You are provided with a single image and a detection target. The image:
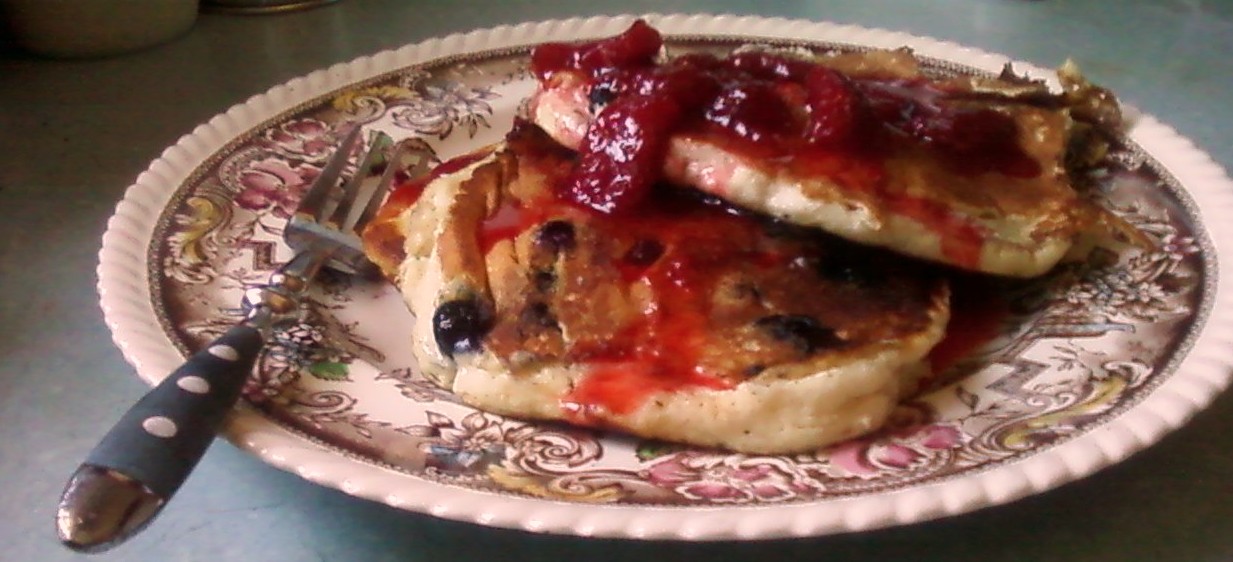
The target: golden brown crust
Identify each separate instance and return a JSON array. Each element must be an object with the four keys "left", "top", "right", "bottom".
[
  {"left": 815, "top": 48, "right": 923, "bottom": 79},
  {"left": 875, "top": 105, "right": 1080, "bottom": 239},
  {"left": 437, "top": 165, "right": 494, "bottom": 297},
  {"left": 361, "top": 219, "right": 407, "bottom": 280}
]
